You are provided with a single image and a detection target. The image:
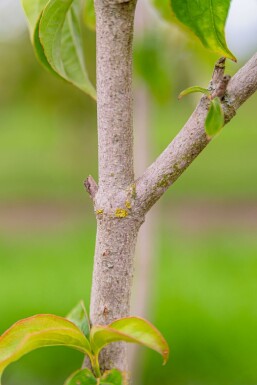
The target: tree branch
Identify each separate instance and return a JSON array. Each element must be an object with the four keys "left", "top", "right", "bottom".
[{"left": 135, "top": 53, "right": 257, "bottom": 213}]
